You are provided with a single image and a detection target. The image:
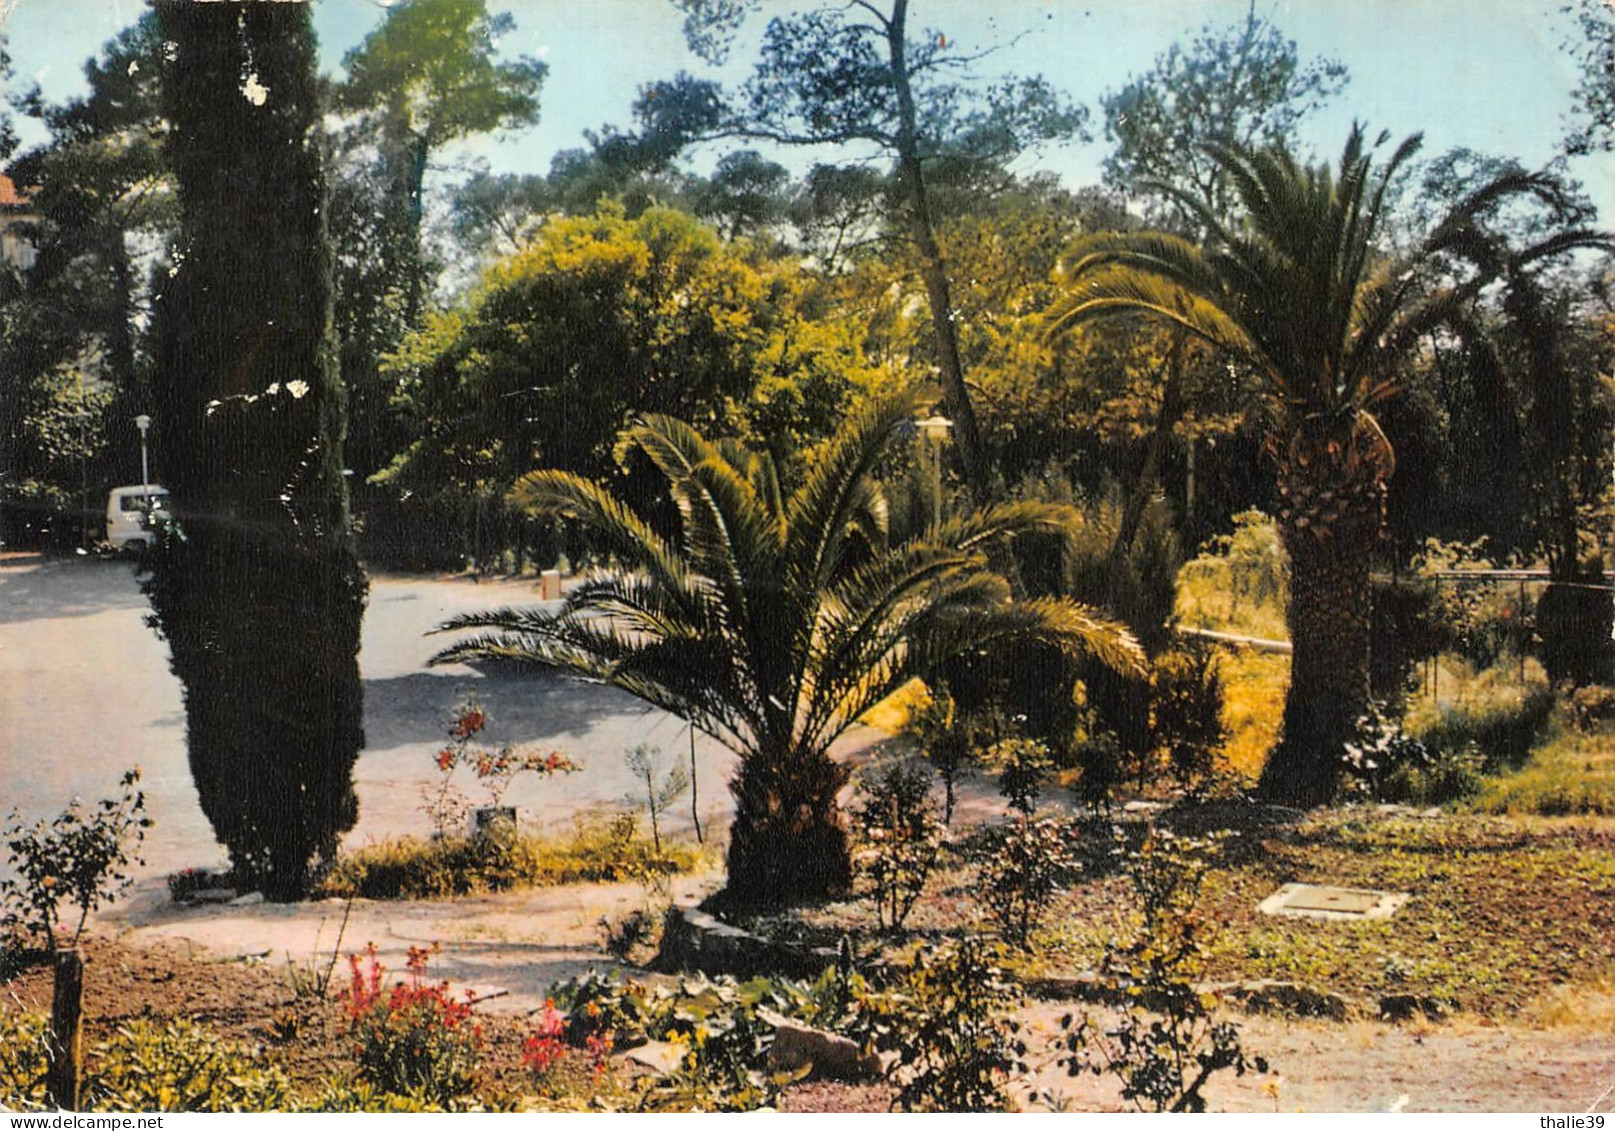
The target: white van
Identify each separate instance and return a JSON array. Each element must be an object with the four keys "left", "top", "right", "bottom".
[{"left": 106, "top": 485, "right": 170, "bottom": 551}]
